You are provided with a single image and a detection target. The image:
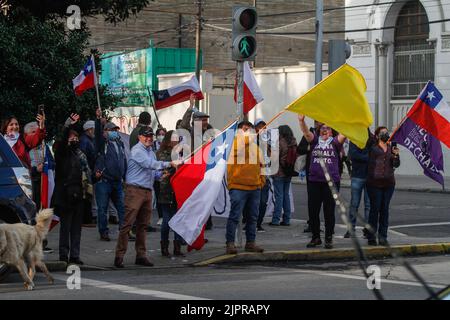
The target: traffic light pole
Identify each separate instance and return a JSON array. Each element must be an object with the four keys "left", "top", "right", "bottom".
[
  {"left": 315, "top": 0, "right": 323, "bottom": 84},
  {"left": 195, "top": 0, "right": 202, "bottom": 108},
  {"left": 236, "top": 61, "right": 244, "bottom": 121}
]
